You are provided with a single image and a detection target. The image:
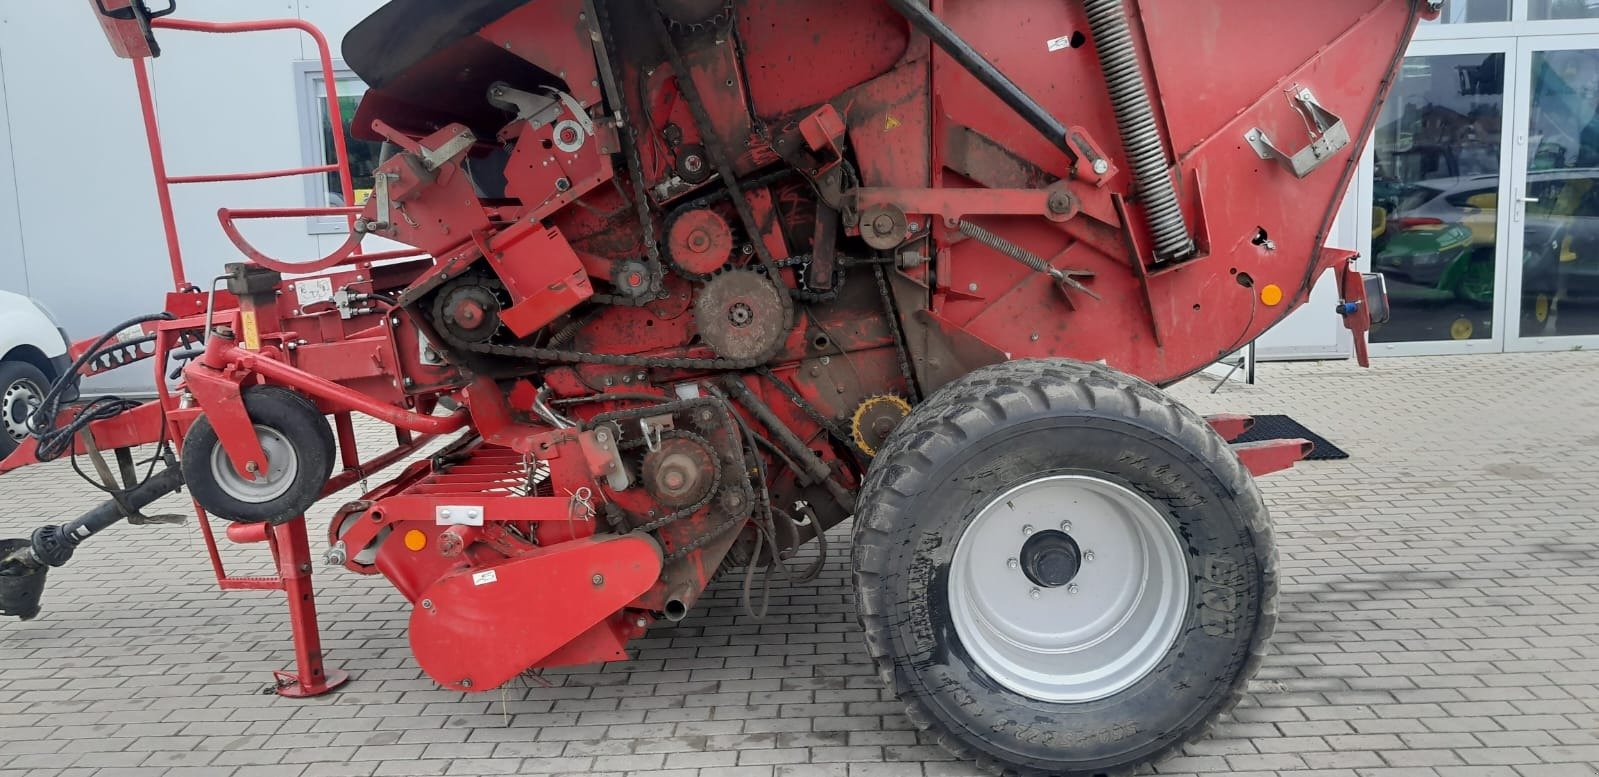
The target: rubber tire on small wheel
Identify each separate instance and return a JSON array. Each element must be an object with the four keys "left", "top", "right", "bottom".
[
  {"left": 0, "top": 361, "right": 50, "bottom": 458},
  {"left": 181, "top": 386, "right": 335, "bottom": 524},
  {"left": 853, "top": 359, "right": 1277, "bottom": 777}
]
